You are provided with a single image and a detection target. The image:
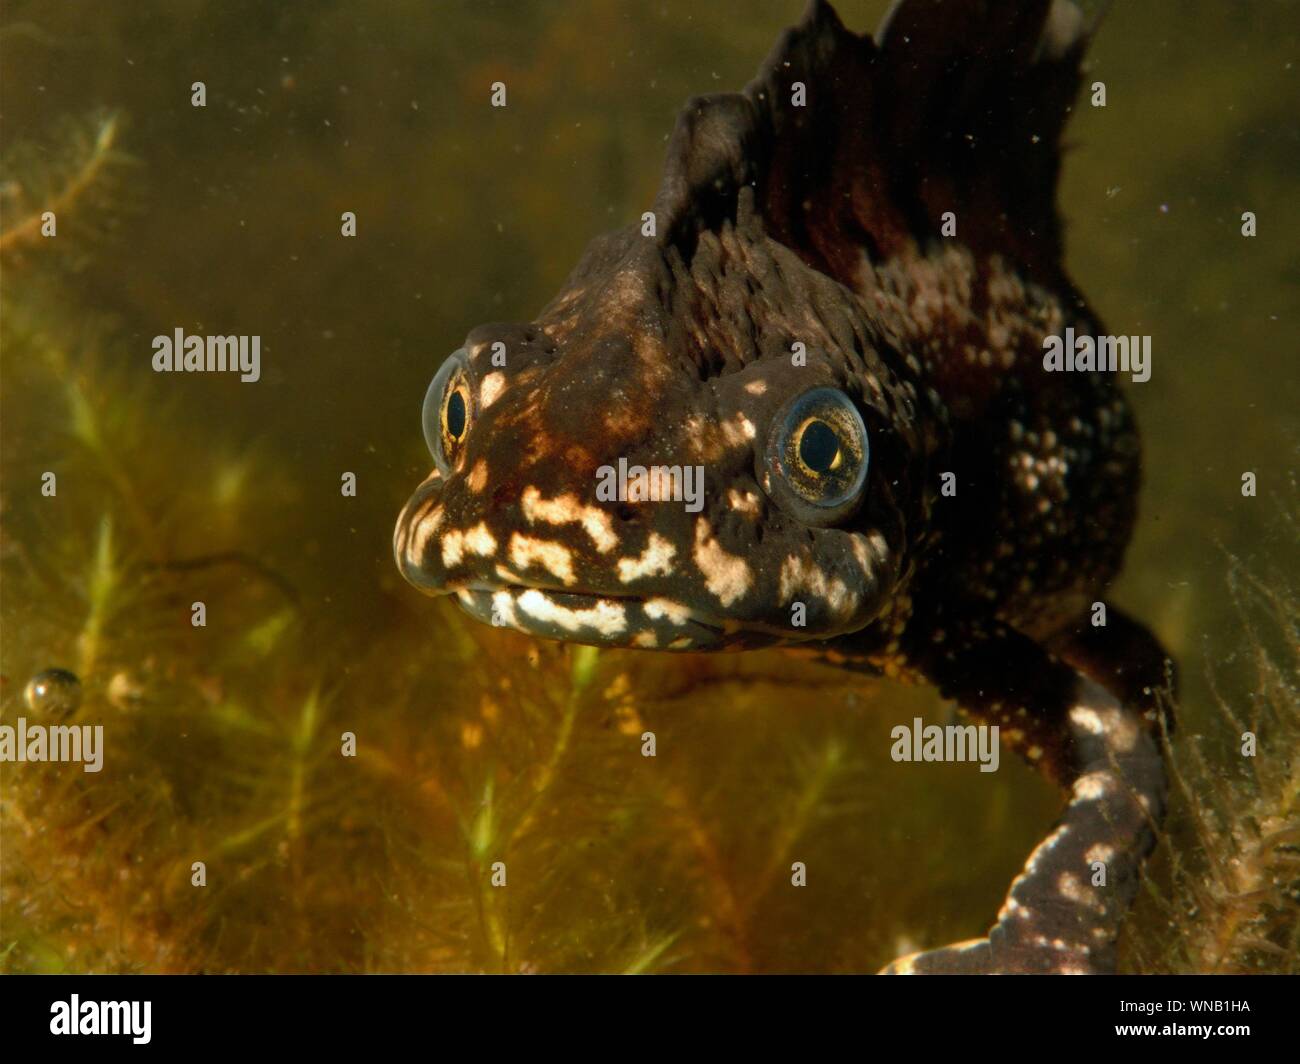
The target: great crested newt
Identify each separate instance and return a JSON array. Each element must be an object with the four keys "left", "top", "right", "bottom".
[{"left": 394, "top": 0, "right": 1174, "bottom": 974}]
